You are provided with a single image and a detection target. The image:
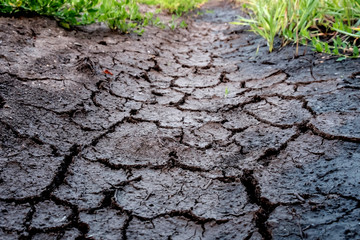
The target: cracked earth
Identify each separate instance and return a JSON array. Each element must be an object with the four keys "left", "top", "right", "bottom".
[{"left": 1, "top": 0, "right": 360, "bottom": 239}]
